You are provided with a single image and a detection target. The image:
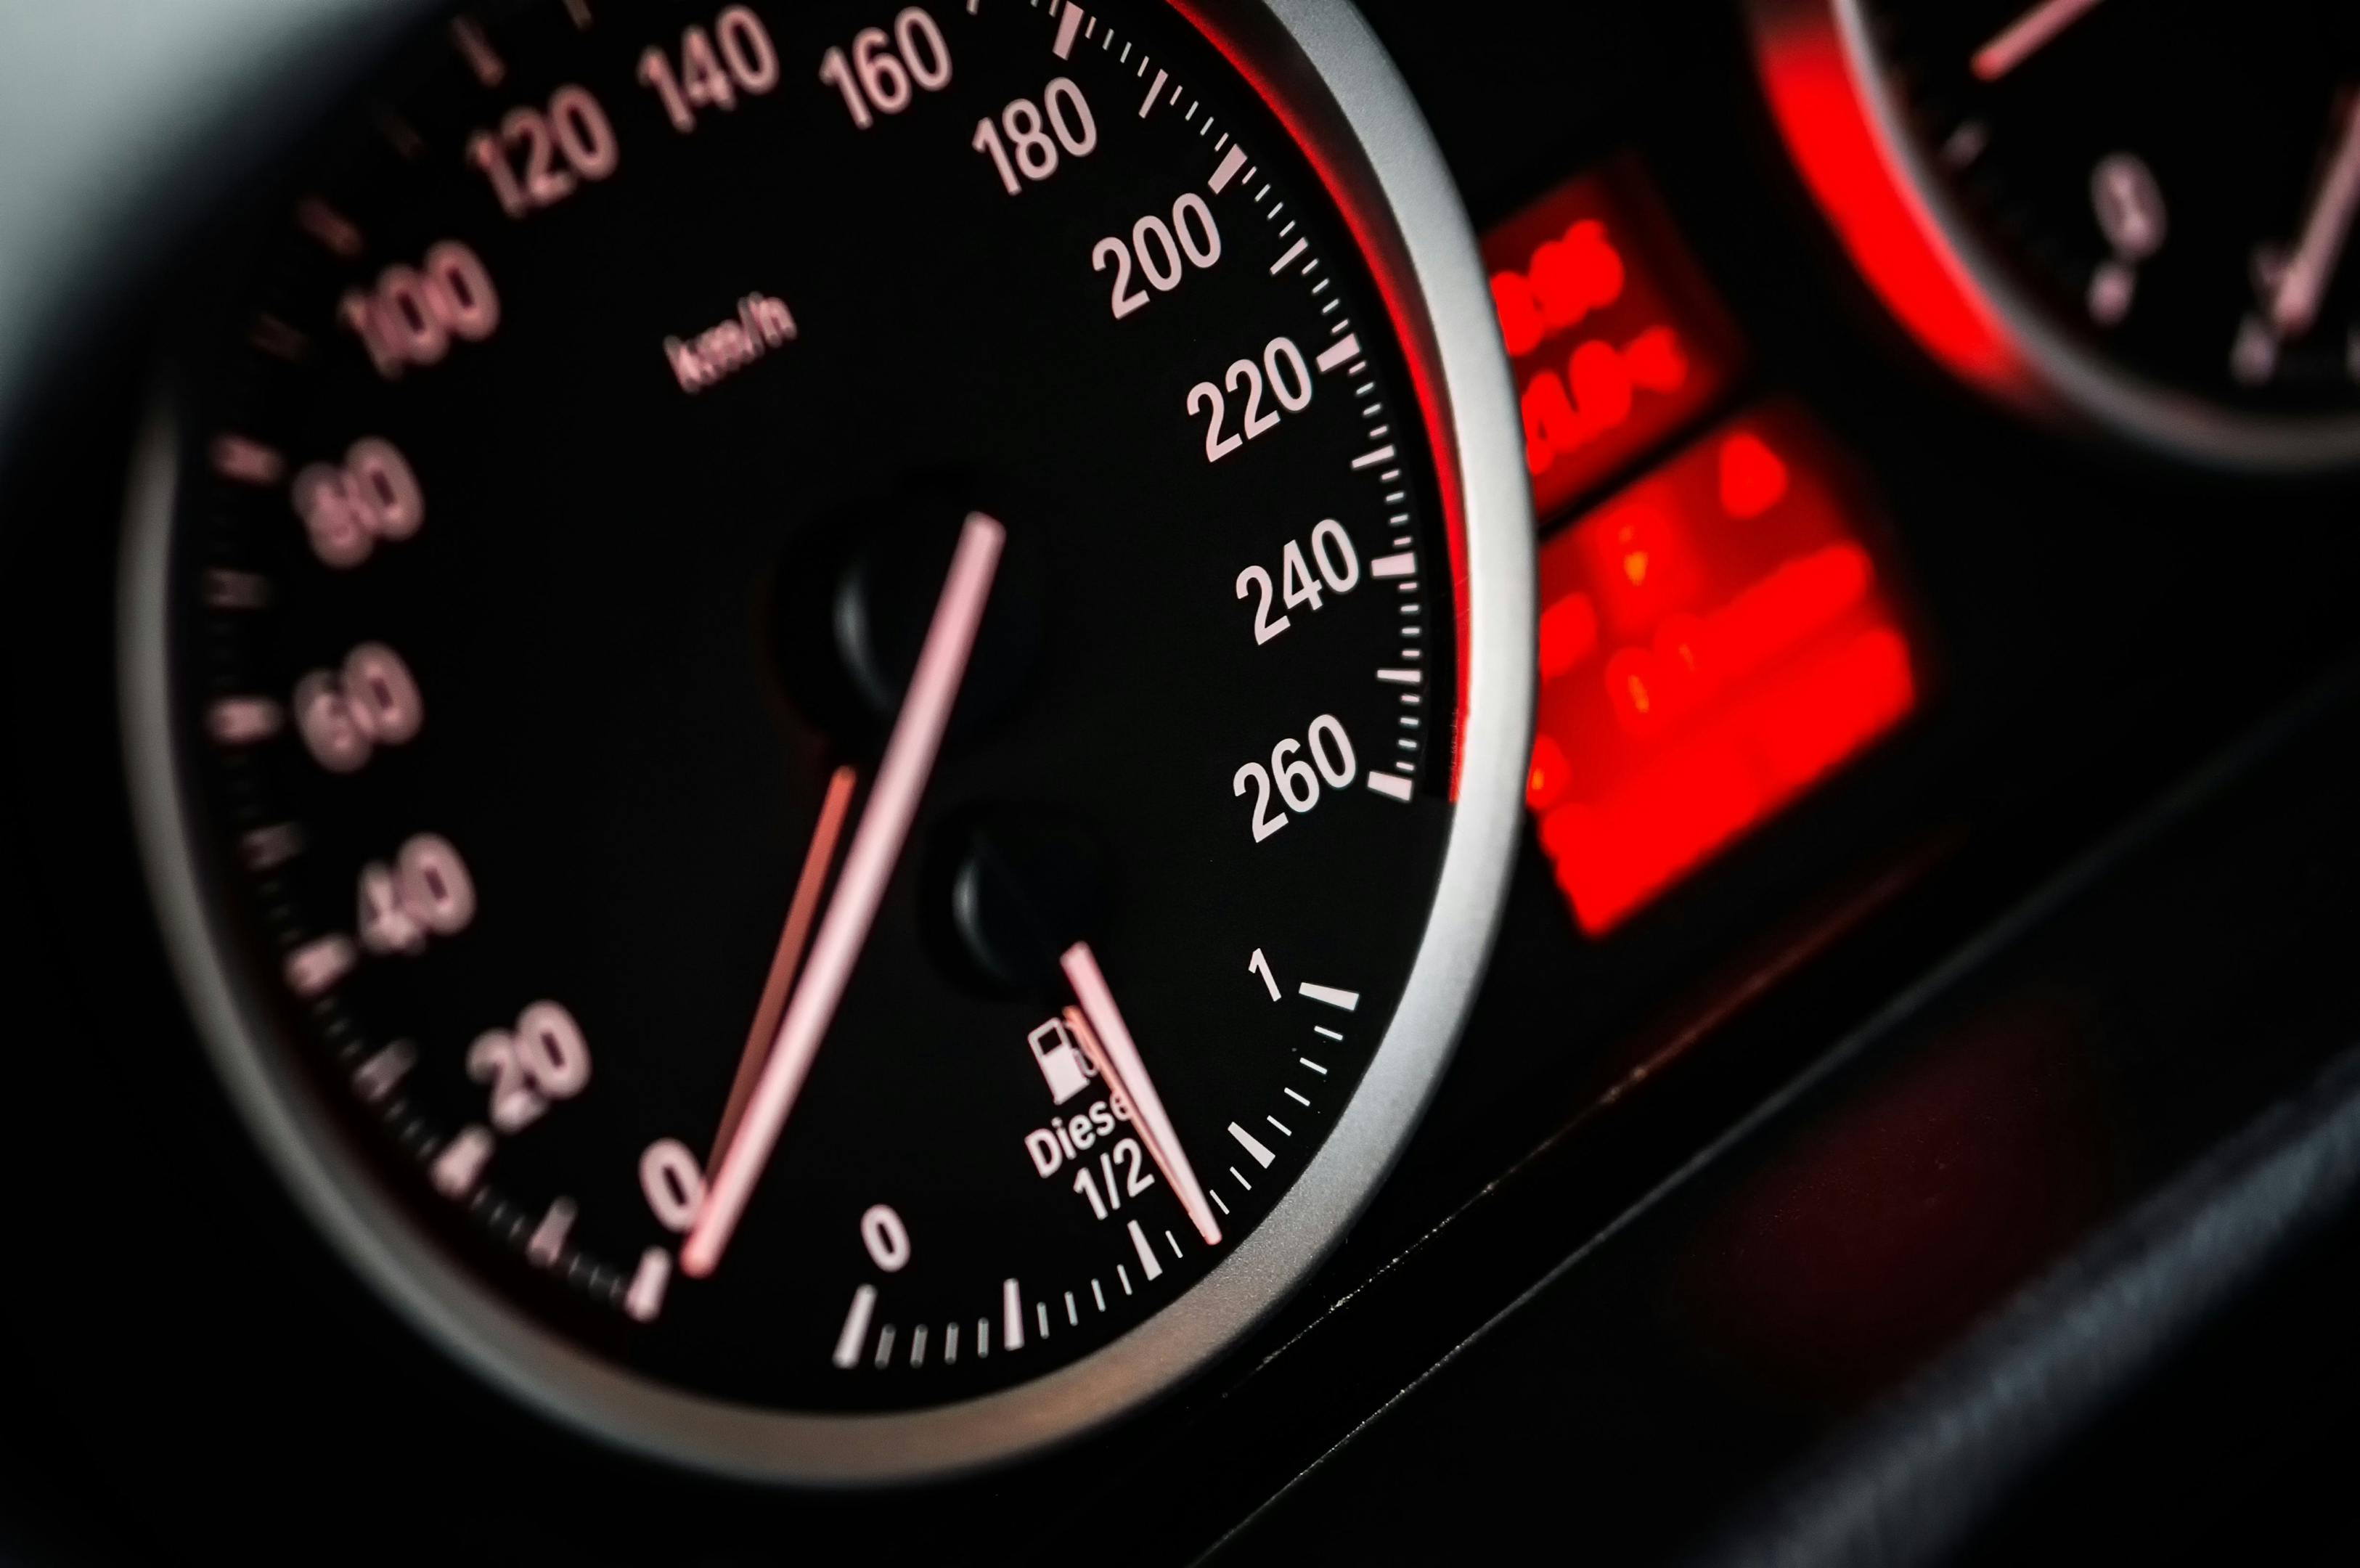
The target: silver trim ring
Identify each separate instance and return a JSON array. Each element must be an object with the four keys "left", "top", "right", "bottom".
[{"left": 121, "top": 0, "right": 1534, "bottom": 1485}]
